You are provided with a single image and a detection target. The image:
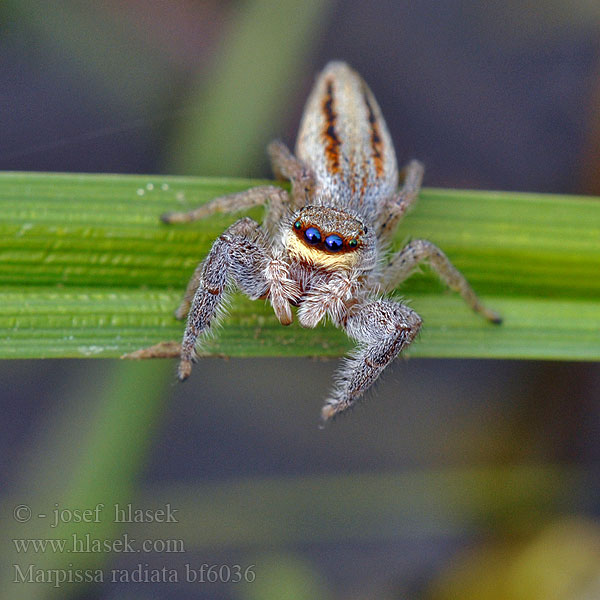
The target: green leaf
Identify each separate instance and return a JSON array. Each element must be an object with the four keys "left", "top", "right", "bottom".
[{"left": 0, "top": 171, "right": 598, "bottom": 360}]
